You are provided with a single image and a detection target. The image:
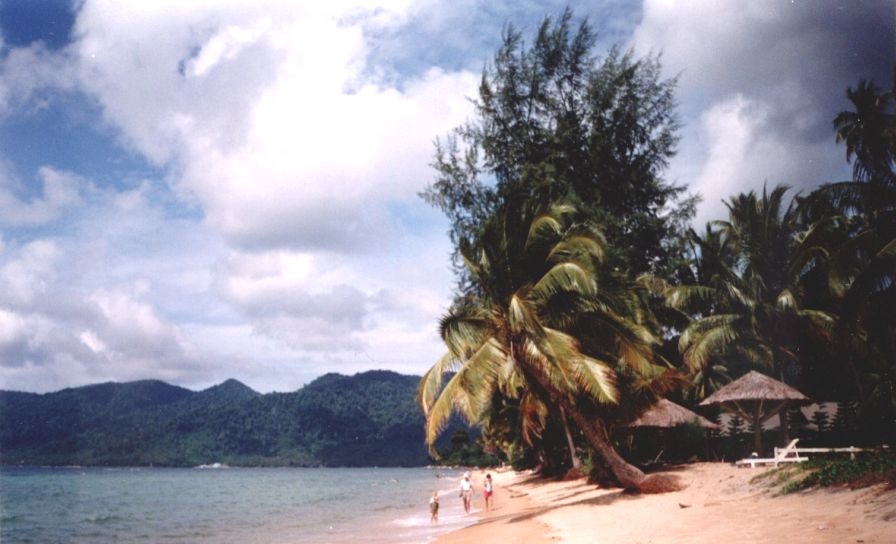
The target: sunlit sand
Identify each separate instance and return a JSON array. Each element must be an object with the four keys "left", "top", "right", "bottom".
[{"left": 435, "top": 464, "right": 896, "bottom": 543}]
